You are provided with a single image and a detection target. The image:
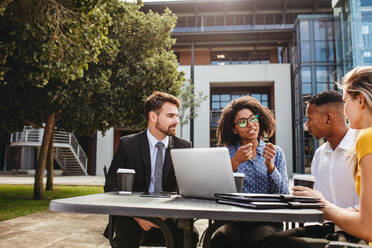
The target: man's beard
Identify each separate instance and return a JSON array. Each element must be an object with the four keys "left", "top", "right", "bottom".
[{"left": 156, "top": 122, "right": 177, "bottom": 136}]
